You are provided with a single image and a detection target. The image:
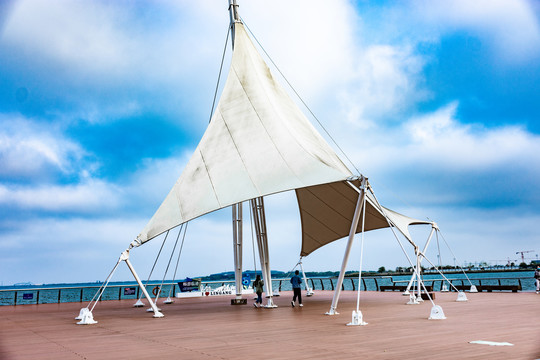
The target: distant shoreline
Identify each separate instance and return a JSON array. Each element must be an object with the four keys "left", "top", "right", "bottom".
[
  {"left": 346, "top": 268, "right": 534, "bottom": 277},
  {"left": 3, "top": 268, "right": 534, "bottom": 288}
]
